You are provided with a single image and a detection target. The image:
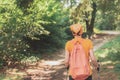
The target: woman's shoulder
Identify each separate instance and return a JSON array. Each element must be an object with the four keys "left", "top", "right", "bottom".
[
  {"left": 84, "top": 38, "right": 93, "bottom": 43},
  {"left": 66, "top": 39, "right": 73, "bottom": 45}
]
